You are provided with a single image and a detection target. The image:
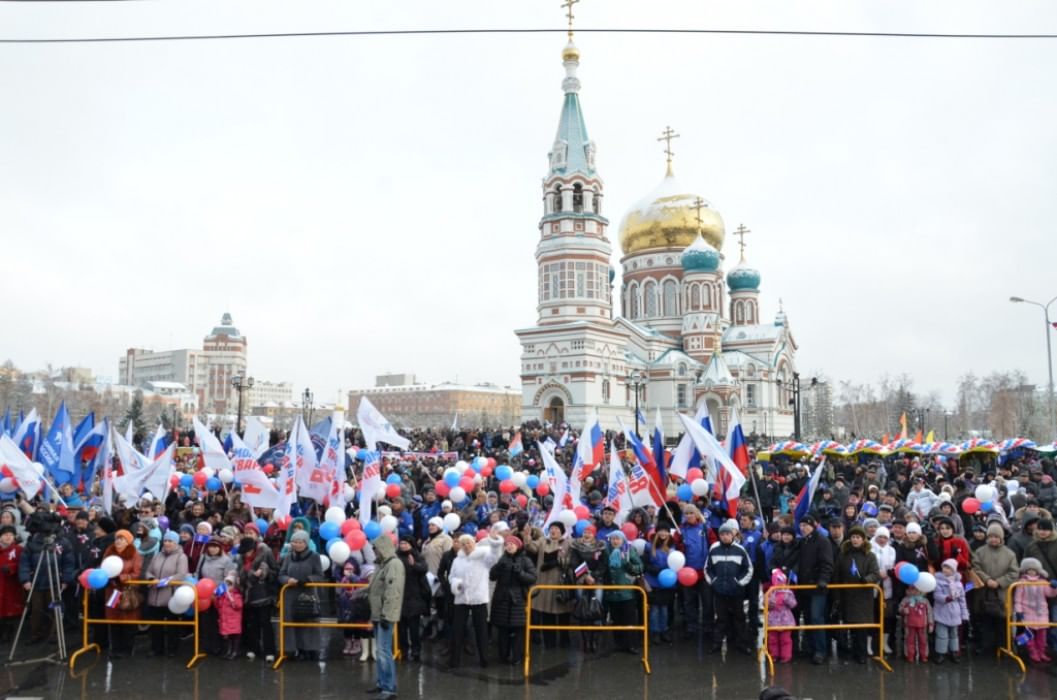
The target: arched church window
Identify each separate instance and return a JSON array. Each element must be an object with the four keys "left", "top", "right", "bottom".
[
  {"left": 553, "top": 186, "right": 562, "bottom": 212},
  {"left": 593, "top": 188, "right": 601, "bottom": 215},
  {"left": 644, "top": 281, "right": 658, "bottom": 318},
  {"left": 747, "top": 303, "right": 755, "bottom": 324},
  {"left": 663, "top": 279, "right": 678, "bottom": 316},
  {"left": 690, "top": 284, "right": 701, "bottom": 310},
  {"left": 629, "top": 282, "right": 640, "bottom": 319},
  {"left": 573, "top": 184, "right": 584, "bottom": 213},
  {"left": 735, "top": 301, "right": 744, "bottom": 324}
]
